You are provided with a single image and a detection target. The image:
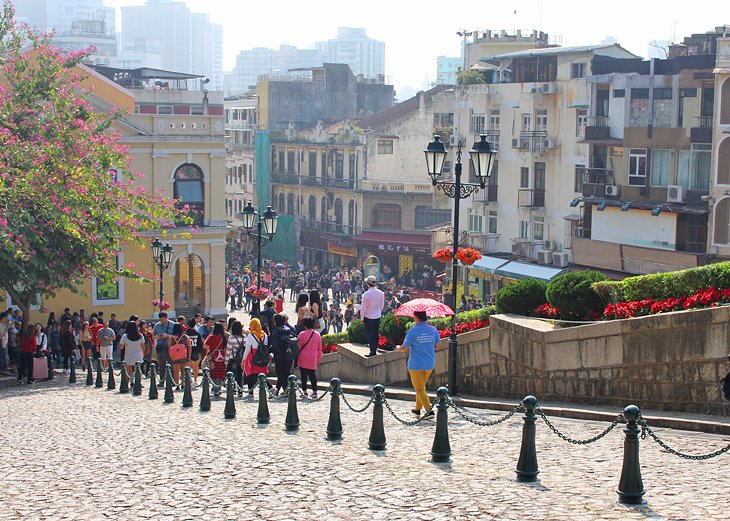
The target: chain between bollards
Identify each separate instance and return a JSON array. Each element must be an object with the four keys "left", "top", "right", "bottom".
[
  {"left": 163, "top": 364, "right": 175, "bottom": 403},
  {"left": 430, "top": 387, "right": 451, "bottom": 462},
  {"left": 199, "top": 367, "right": 211, "bottom": 411},
  {"left": 448, "top": 399, "right": 522, "bottom": 427},
  {"left": 515, "top": 396, "right": 539, "bottom": 481},
  {"left": 537, "top": 406, "right": 621, "bottom": 445},
  {"left": 638, "top": 419, "right": 730, "bottom": 460},
  {"left": 284, "top": 375, "right": 300, "bottom": 431},
  {"left": 326, "top": 378, "right": 343, "bottom": 441},
  {"left": 367, "top": 384, "right": 386, "bottom": 451},
  {"left": 131, "top": 362, "right": 142, "bottom": 396},
  {"left": 617, "top": 405, "right": 645, "bottom": 505},
  {"left": 256, "top": 373, "right": 270, "bottom": 424},
  {"left": 339, "top": 390, "right": 374, "bottom": 413},
  {"left": 182, "top": 367, "right": 194, "bottom": 408},
  {"left": 68, "top": 356, "right": 77, "bottom": 384},
  {"left": 148, "top": 363, "right": 159, "bottom": 400}
]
